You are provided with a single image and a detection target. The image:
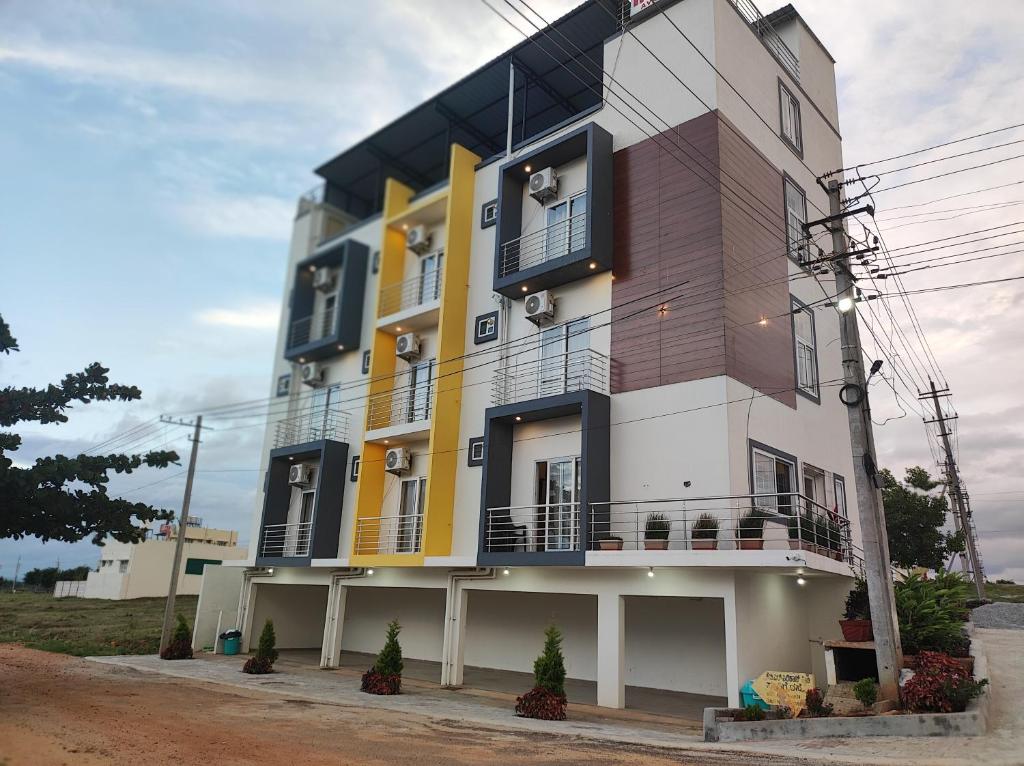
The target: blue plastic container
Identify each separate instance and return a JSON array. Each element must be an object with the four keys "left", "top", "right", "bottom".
[
  {"left": 222, "top": 636, "right": 240, "bottom": 656},
  {"left": 739, "top": 680, "right": 770, "bottom": 710}
]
